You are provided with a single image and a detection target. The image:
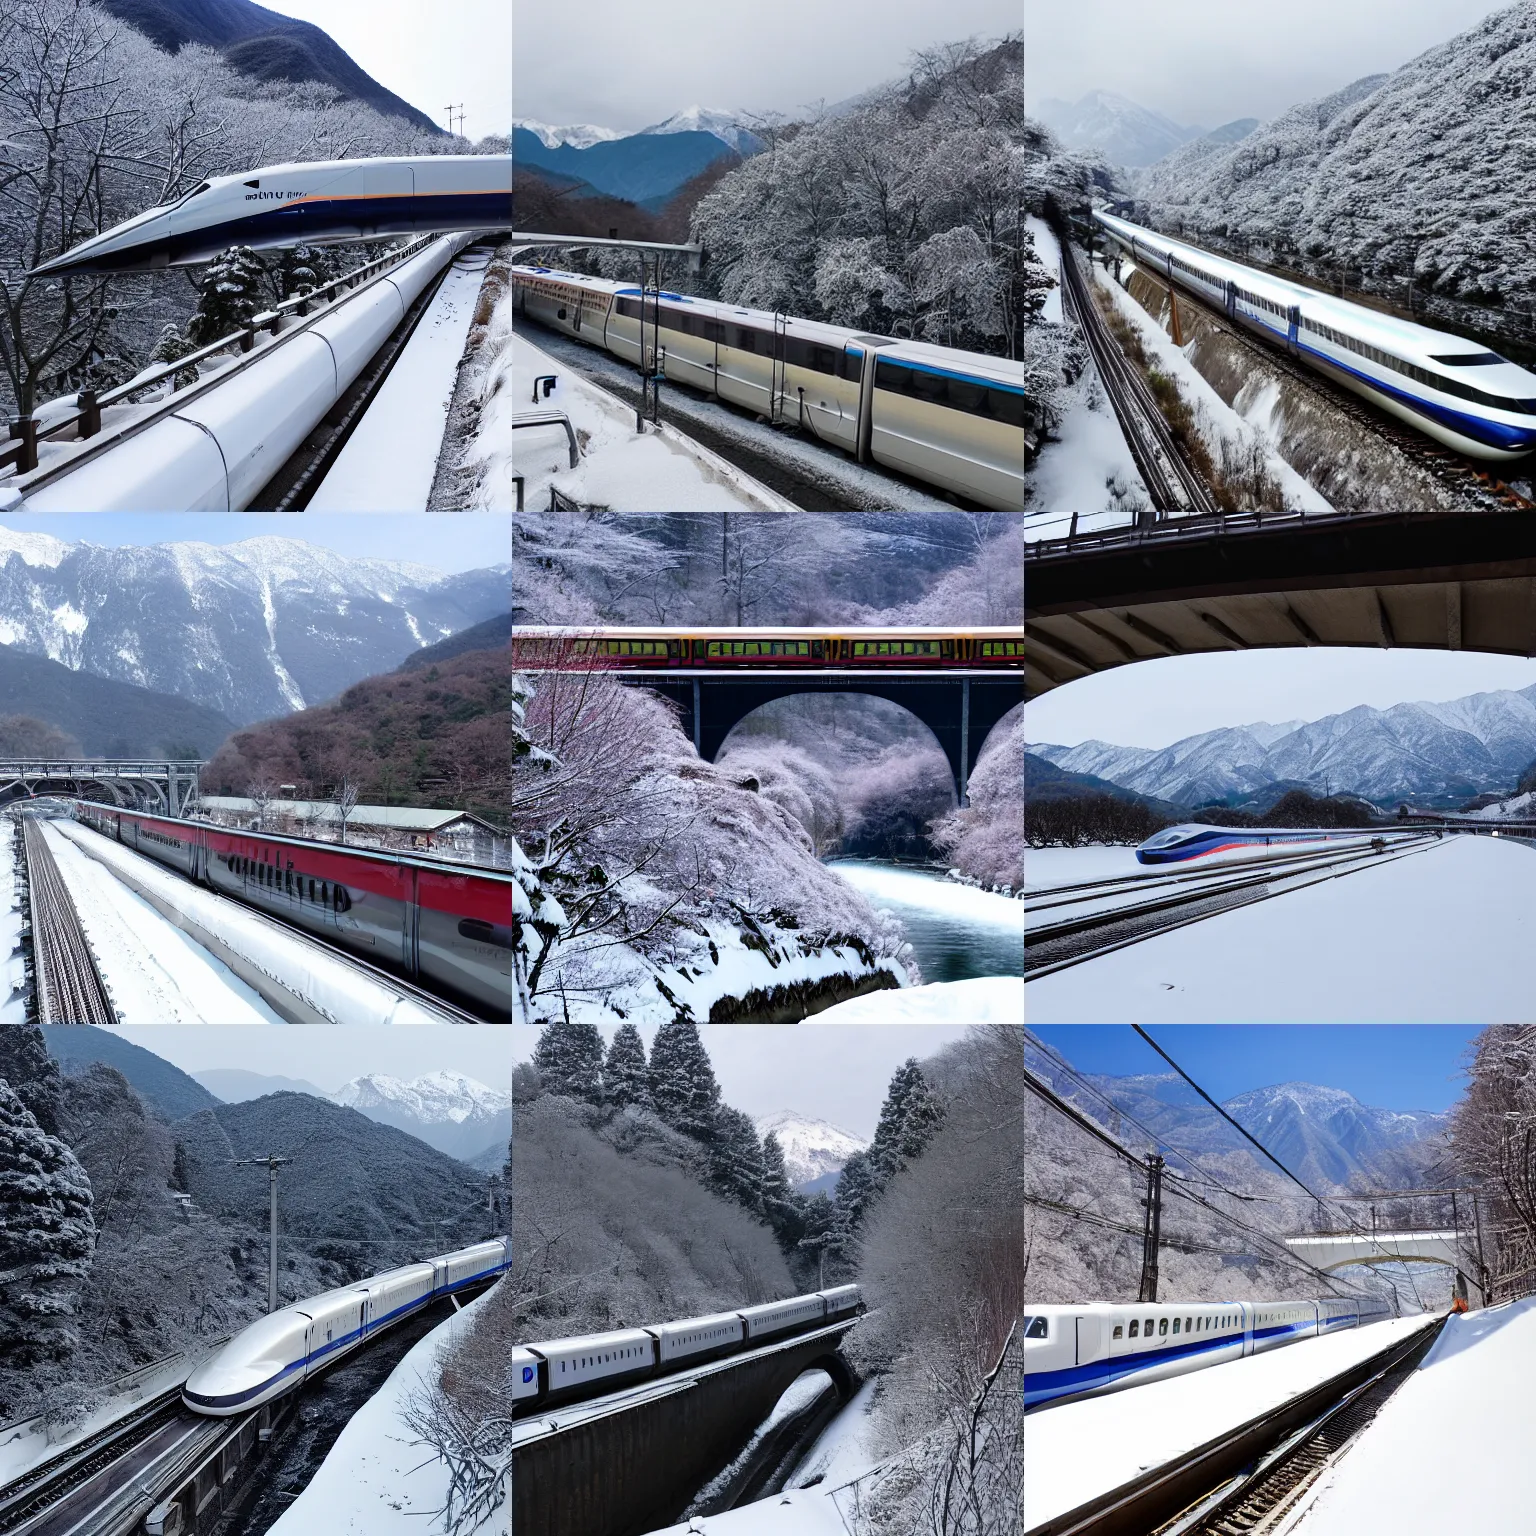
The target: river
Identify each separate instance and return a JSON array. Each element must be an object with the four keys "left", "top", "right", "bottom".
[{"left": 828, "top": 860, "right": 1024, "bottom": 982}]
